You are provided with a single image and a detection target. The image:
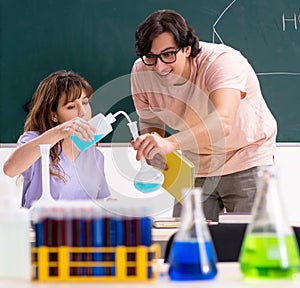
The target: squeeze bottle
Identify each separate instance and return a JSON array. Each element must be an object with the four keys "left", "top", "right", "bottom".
[
  {"left": 70, "top": 113, "right": 116, "bottom": 152},
  {"left": 0, "top": 178, "right": 31, "bottom": 280}
]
